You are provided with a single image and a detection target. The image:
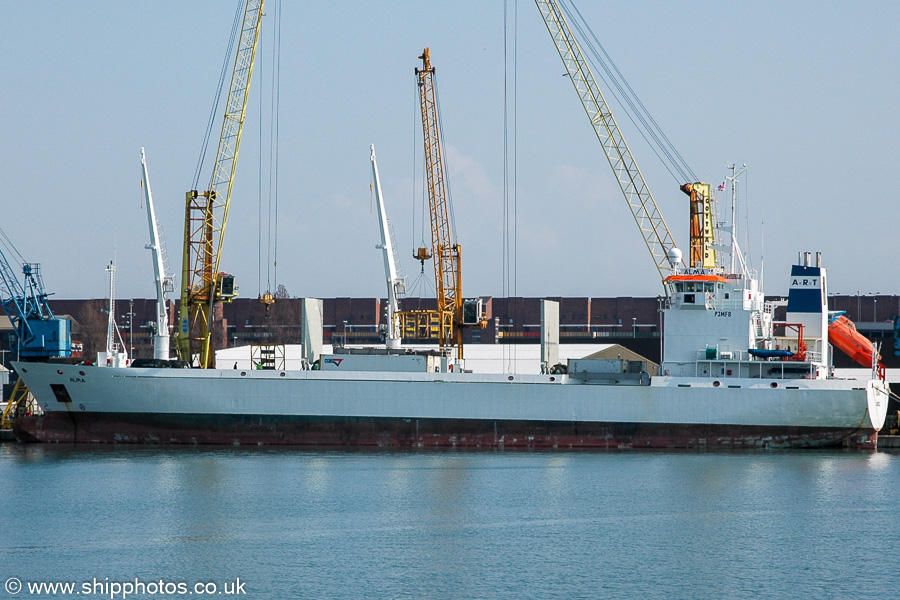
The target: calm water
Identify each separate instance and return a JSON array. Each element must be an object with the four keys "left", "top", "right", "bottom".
[{"left": 2, "top": 444, "right": 899, "bottom": 599}]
